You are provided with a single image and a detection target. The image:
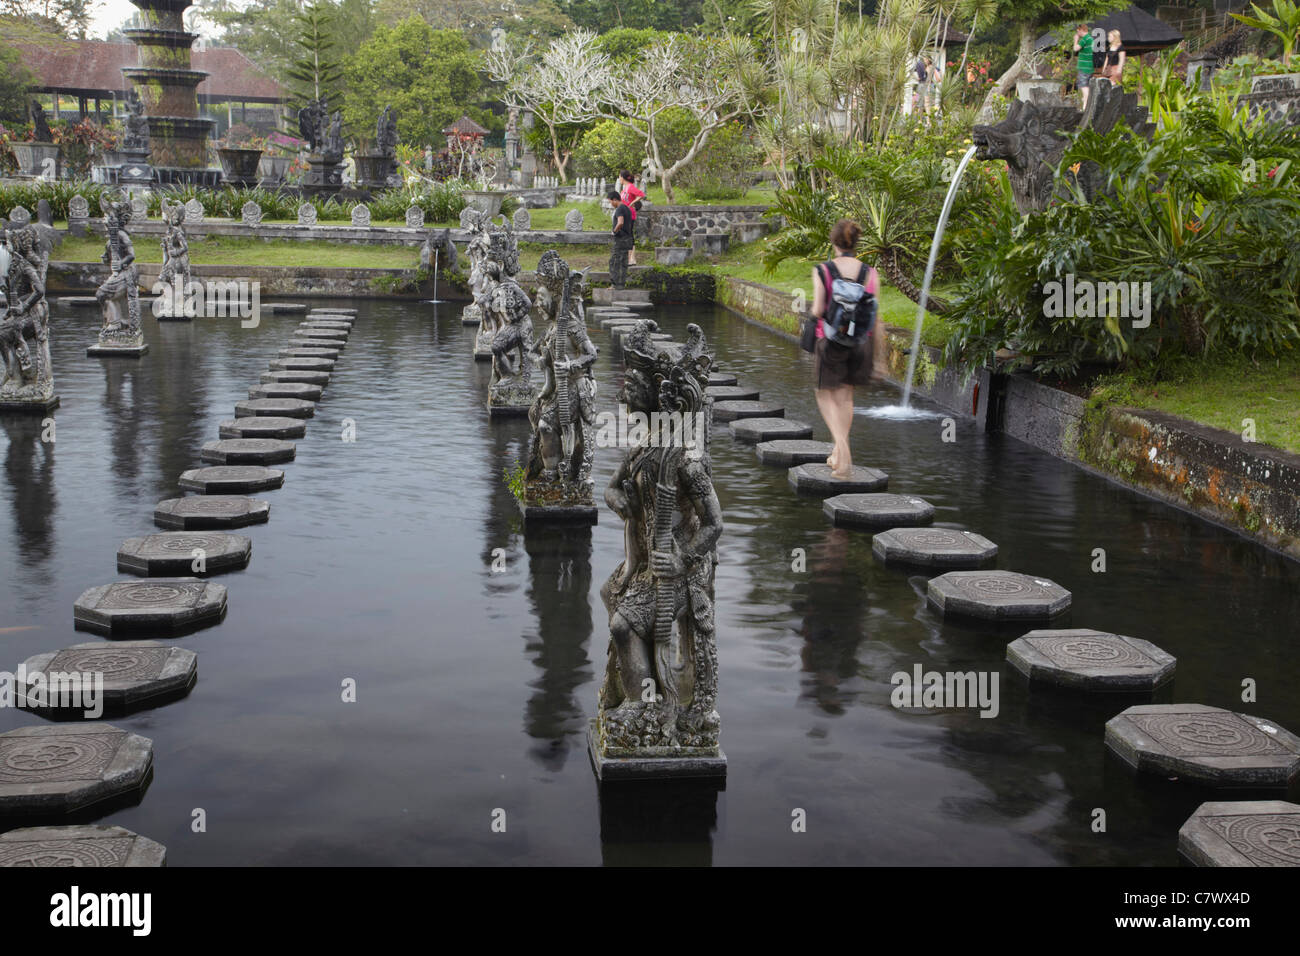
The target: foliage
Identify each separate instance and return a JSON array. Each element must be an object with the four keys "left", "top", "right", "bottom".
[
  {"left": 561, "top": 0, "right": 704, "bottom": 31},
  {"left": 678, "top": 120, "right": 761, "bottom": 200},
  {"left": 503, "top": 461, "right": 527, "bottom": 500},
  {"left": 594, "top": 27, "right": 673, "bottom": 62},
  {"left": 286, "top": 0, "right": 347, "bottom": 109},
  {"left": 0, "top": 41, "right": 34, "bottom": 123},
  {"left": 0, "top": 179, "right": 122, "bottom": 219},
  {"left": 1232, "top": 0, "right": 1300, "bottom": 65},
  {"left": 571, "top": 110, "right": 697, "bottom": 179},
  {"left": 344, "top": 18, "right": 483, "bottom": 150},
  {"left": 942, "top": 100, "right": 1300, "bottom": 378},
  {"left": 49, "top": 118, "right": 117, "bottom": 177},
  {"left": 0, "top": 3, "right": 95, "bottom": 38}
]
